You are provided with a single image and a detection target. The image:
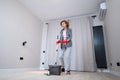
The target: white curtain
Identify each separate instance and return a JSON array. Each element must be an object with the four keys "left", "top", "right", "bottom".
[{"left": 44, "top": 16, "right": 96, "bottom": 71}]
